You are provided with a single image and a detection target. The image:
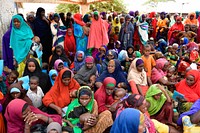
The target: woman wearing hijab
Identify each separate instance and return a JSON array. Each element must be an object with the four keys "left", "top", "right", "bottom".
[
  {"left": 73, "top": 13, "right": 88, "bottom": 54},
  {"left": 155, "top": 39, "right": 167, "bottom": 54},
  {"left": 119, "top": 14, "right": 134, "bottom": 50},
  {"left": 0, "top": 92, "right": 6, "bottom": 133},
  {"left": 101, "top": 50, "right": 117, "bottom": 72},
  {"left": 50, "top": 13, "right": 67, "bottom": 47},
  {"left": 64, "top": 28, "right": 76, "bottom": 61},
  {"left": 96, "top": 59, "right": 129, "bottom": 91},
  {"left": 54, "top": 59, "right": 64, "bottom": 73},
  {"left": 111, "top": 108, "right": 146, "bottom": 133},
  {"left": 168, "top": 16, "right": 184, "bottom": 45},
  {"left": 127, "top": 58, "right": 150, "bottom": 95},
  {"left": 112, "top": 17, "right": 121, "bottom": 33},
  {"left": 176, "top": 70, "right": 200, "bottom": 103},
  {"left": 23, "top": 58, "right": 51, "bottom": 94},
  {"left": 87, "top": 11, "right": 109, "bottom": 49},
  {"left": 184, "top": 12, "right": 198, "bottom": 26},
  {"left": 5, "top": 99, "right": 61, "bottom": 133},
  {"left": 42, "top": 68, "right": 80, "bottom": 115},
  {"left": 10, "top": 14, "right": 34, "bottom": 77},
  {"left": 65, "top": 12, "right": 74, "bottom": 28},
  {"left": 148, "top": 12, "right": 157, "bottom": 39},
  {"left": 72, "top": 51, "right": 86, "bottom": 73},
  {"left": 74, "top": 56, "right": 97, "bottom": 87},
  {"left": 34, "top": 7, "right": 52, "bottom": 63}
]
